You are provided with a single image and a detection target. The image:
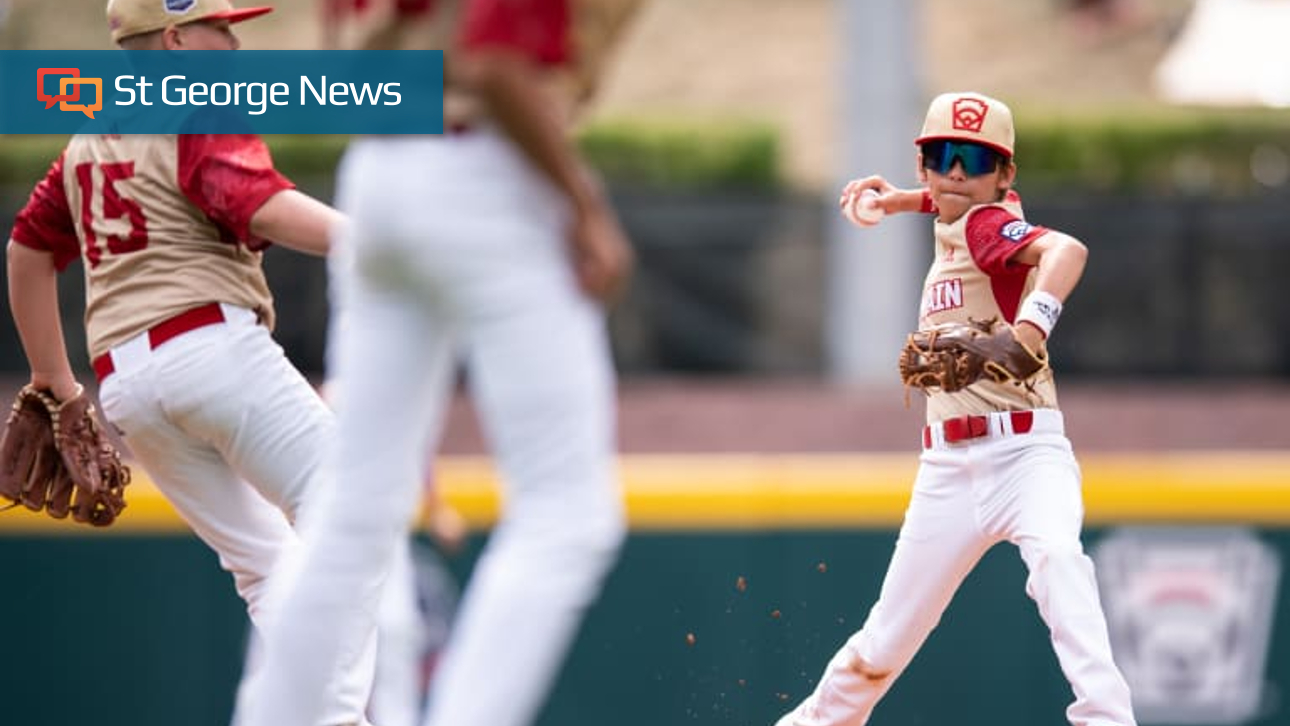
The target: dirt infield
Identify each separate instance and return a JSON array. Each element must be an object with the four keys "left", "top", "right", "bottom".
[
  {"left": 2, "top": 376, "right": 1284, "bottom": 456},
  {"left": 438, "top": 378, "right": 1290, "bottom": 454}
]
